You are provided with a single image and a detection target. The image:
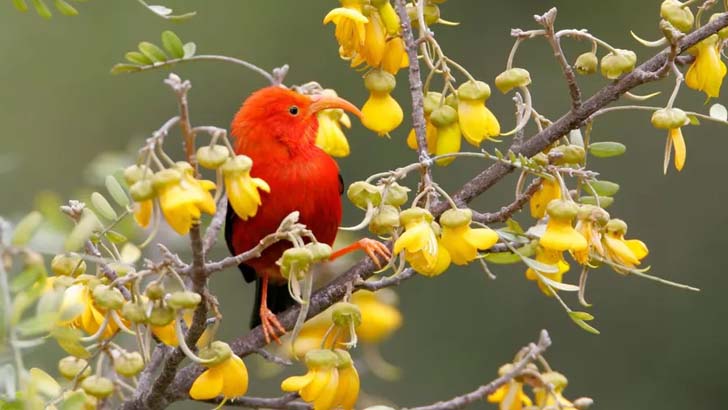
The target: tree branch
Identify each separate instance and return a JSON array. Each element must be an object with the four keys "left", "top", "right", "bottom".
[
  {"left": 535, "top": 8, "right": 582, "bottom": 109},
  {"left": 472, "top": 178, "right": 541, "bottom": 224}
]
